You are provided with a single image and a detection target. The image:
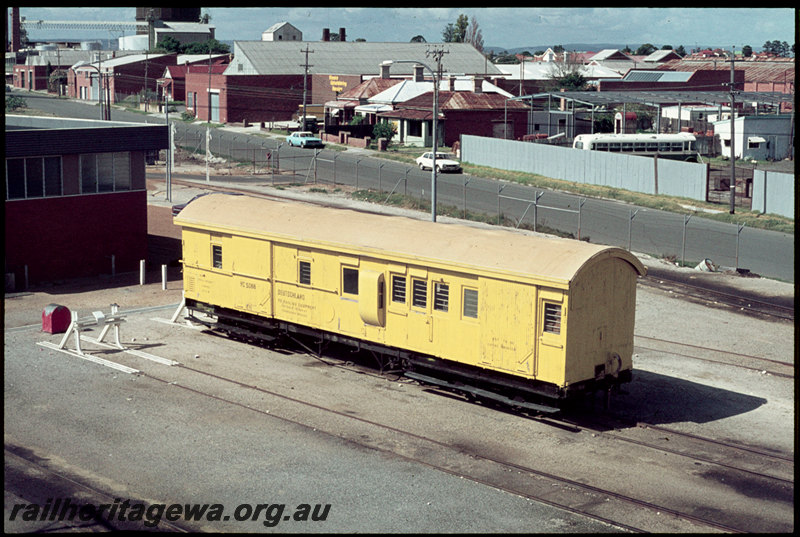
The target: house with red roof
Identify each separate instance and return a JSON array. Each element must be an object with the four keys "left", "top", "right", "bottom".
[{"left": 377, "top": 77, "right": 530, "bottom": 147}]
